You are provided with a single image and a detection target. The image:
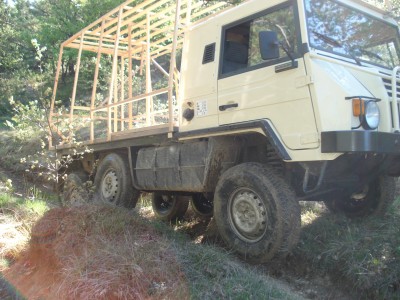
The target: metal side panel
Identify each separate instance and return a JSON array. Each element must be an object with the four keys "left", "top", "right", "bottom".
[
  {"left": 135, "top": 141, "right": 208, "bottom": 191},
  {"left": 134, "top": 137, "right": 239, "bottom": 192}
]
